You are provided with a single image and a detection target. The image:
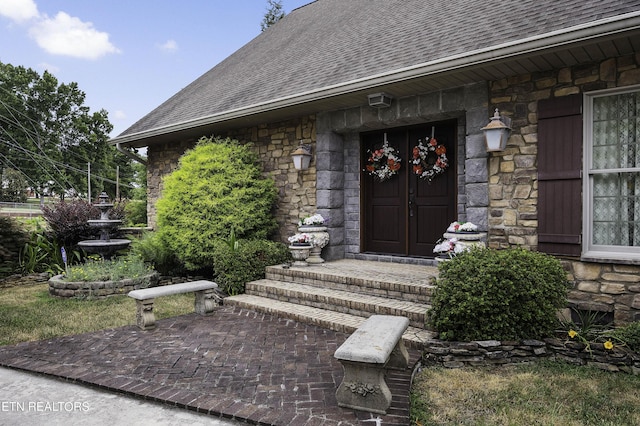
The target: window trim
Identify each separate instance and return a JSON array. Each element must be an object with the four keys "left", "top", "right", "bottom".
[{"left": 582, "top": 84, "right": 640, "bottom": 264}]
